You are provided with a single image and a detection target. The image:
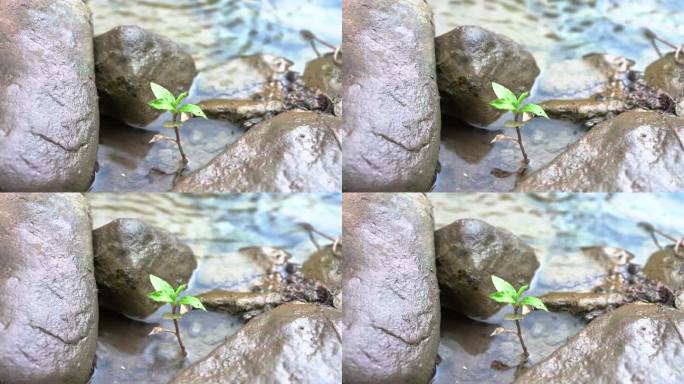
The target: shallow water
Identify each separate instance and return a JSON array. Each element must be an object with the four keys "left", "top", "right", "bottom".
[
  {"left": 85, "top": 0, "right": 342, "bottom": 191},
  {"left": 428, "top": 193, "right": 684, "bottom": 383},
  {"left": 86, "top": 193, "right": 341, "bottom": 383},
  {"left": 428, "top": 0, "right": 684, "bottom": 191}
]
